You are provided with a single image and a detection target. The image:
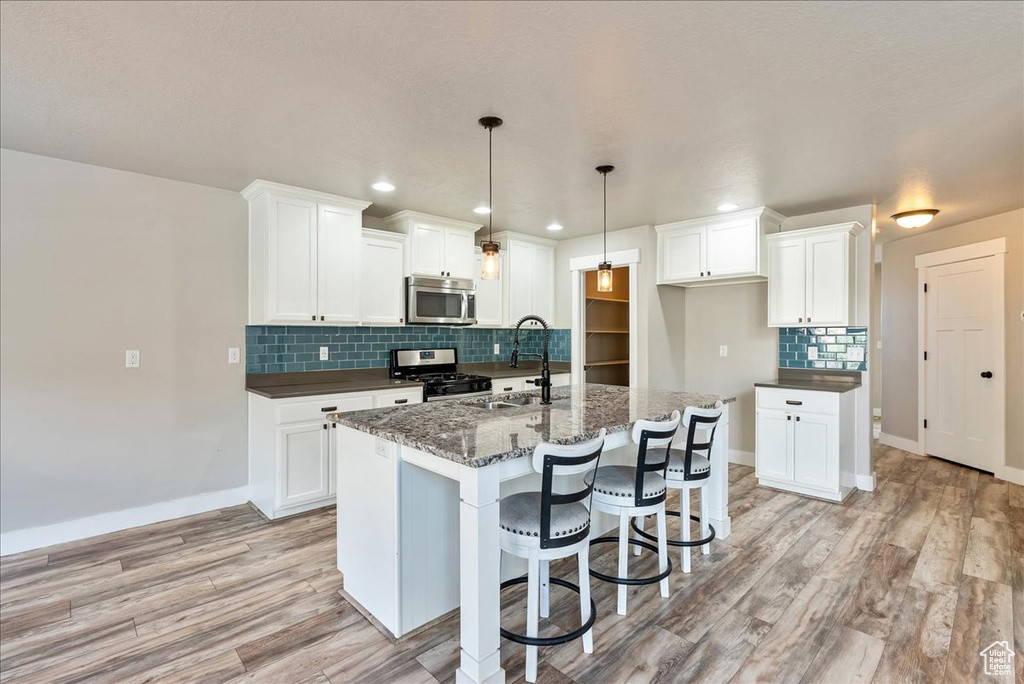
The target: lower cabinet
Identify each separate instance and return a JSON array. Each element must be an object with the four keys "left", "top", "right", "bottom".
[
  {"left": 249, "top": 387, "right": 422, "bottom": 519},
  {"left": 754, "top": 387, "right": 855, "bottom": 502}
]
